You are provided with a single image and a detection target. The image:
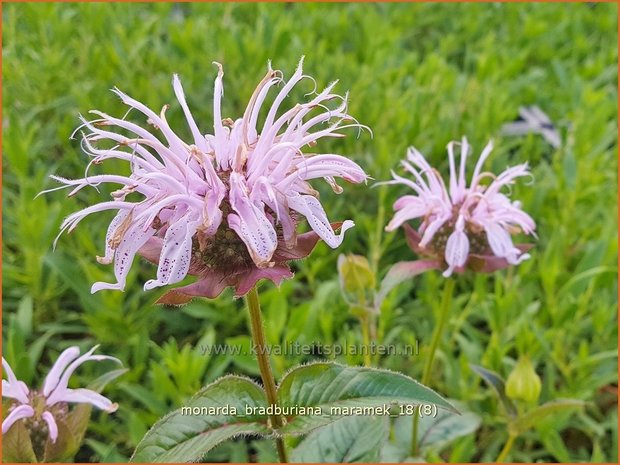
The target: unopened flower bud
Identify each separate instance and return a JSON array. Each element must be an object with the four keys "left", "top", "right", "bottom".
[
  {"left": 506, "top": 356, "right": 541, "bottom": 403},
  {"left": 337, "top": 254, "right": 376, "bottom": 310}
]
